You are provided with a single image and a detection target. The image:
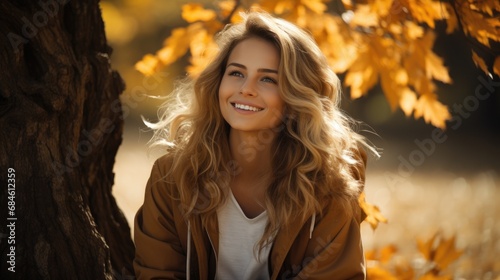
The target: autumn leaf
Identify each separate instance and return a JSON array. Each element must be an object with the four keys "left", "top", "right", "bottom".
[
  {"left": 344, "top": 48, "right": 378, "bottom": 99},
  {"left": 182, "top": 3, "right": 217, "bottom": 23},
  {"left": 399, "top": 87, "right": 417, "bottom": 116},
  {"left": 442, "top": 3, "right": 458, "bottom": 34},
  {"left": 418, "top": 274, "right": 452, "bottom": 280},
  {"left": 494, "top": 56, "right": 500, "bottom": 77},
  {"left": 425, "top": 50, "right": 452, "bottom": 84},
  {"left": 367, "top": 266, "right": 399, "bottom": 280},
  {"left": 404, "top": 21, "right": 425, "bottom": 39},
  {"left": 301, "top": 0, "right": 327, "bottom": 14},
  {"left": 433, "top": 235, "right": 463, "bottom": 270},
  {"left": 134, "top": 0, "right": 499, "bottom": 129},
  {"left": 135, "top": 54, "right": 160, "bottom": 76},
  {"left": 417, "top": 233, "right": 437, "bottom": 261},
  {"left": 358, "top": 192, "right": 387, "bottom": 230},
  {"left": 414, "top": 93, "right": 451, "bottom": 129},
  {"left": 407, "top": 0, "right": 445, "bottom": 28},
  {"left": 157, "top": 26, "right": 191, "bottom": 66},
  {"left": 457, "top": 1, "right": 500, "bottom": 47},
  {"left": 379, "top": 244, "right": 398, "bottom": 264},
  {"left": 471, "top": 50, "right": 489, "bottom": 75},
  {"left": 350, "top": 4, "right": 379, "bottom": 28},
  {"left": 417, "top": 232, "right": 463, "bottom": 272}
]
